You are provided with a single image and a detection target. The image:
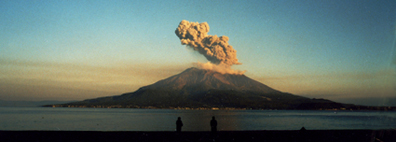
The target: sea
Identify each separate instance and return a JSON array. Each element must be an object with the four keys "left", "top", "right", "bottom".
[{"left": 1, "top": 107, "right": 395, "bottom": 131}]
